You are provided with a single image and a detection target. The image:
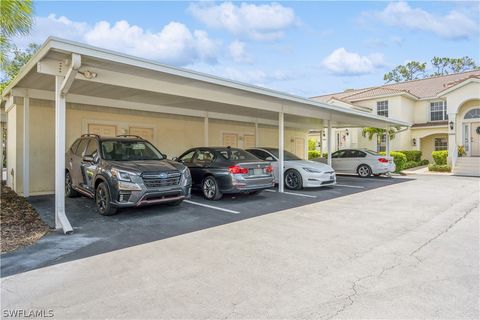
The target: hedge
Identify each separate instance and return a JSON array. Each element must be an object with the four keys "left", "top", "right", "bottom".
[
  {"left": 308, "top": 150, "right": 322, "bottom": 159},
  {"left": 432, "top": 150, "right": 448, "bottom": 165},
  {"left": 396, "top": 150, "right": 422, "bottom": 162},
  {"left": 403, "top": 159, "right": 430, "bottom": 170},
  {"left": 428, "top": 164, "right": 451, "bottom": 172},
  {"left": 379, "top": 151, "right": 407, "bottom": 172}
]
